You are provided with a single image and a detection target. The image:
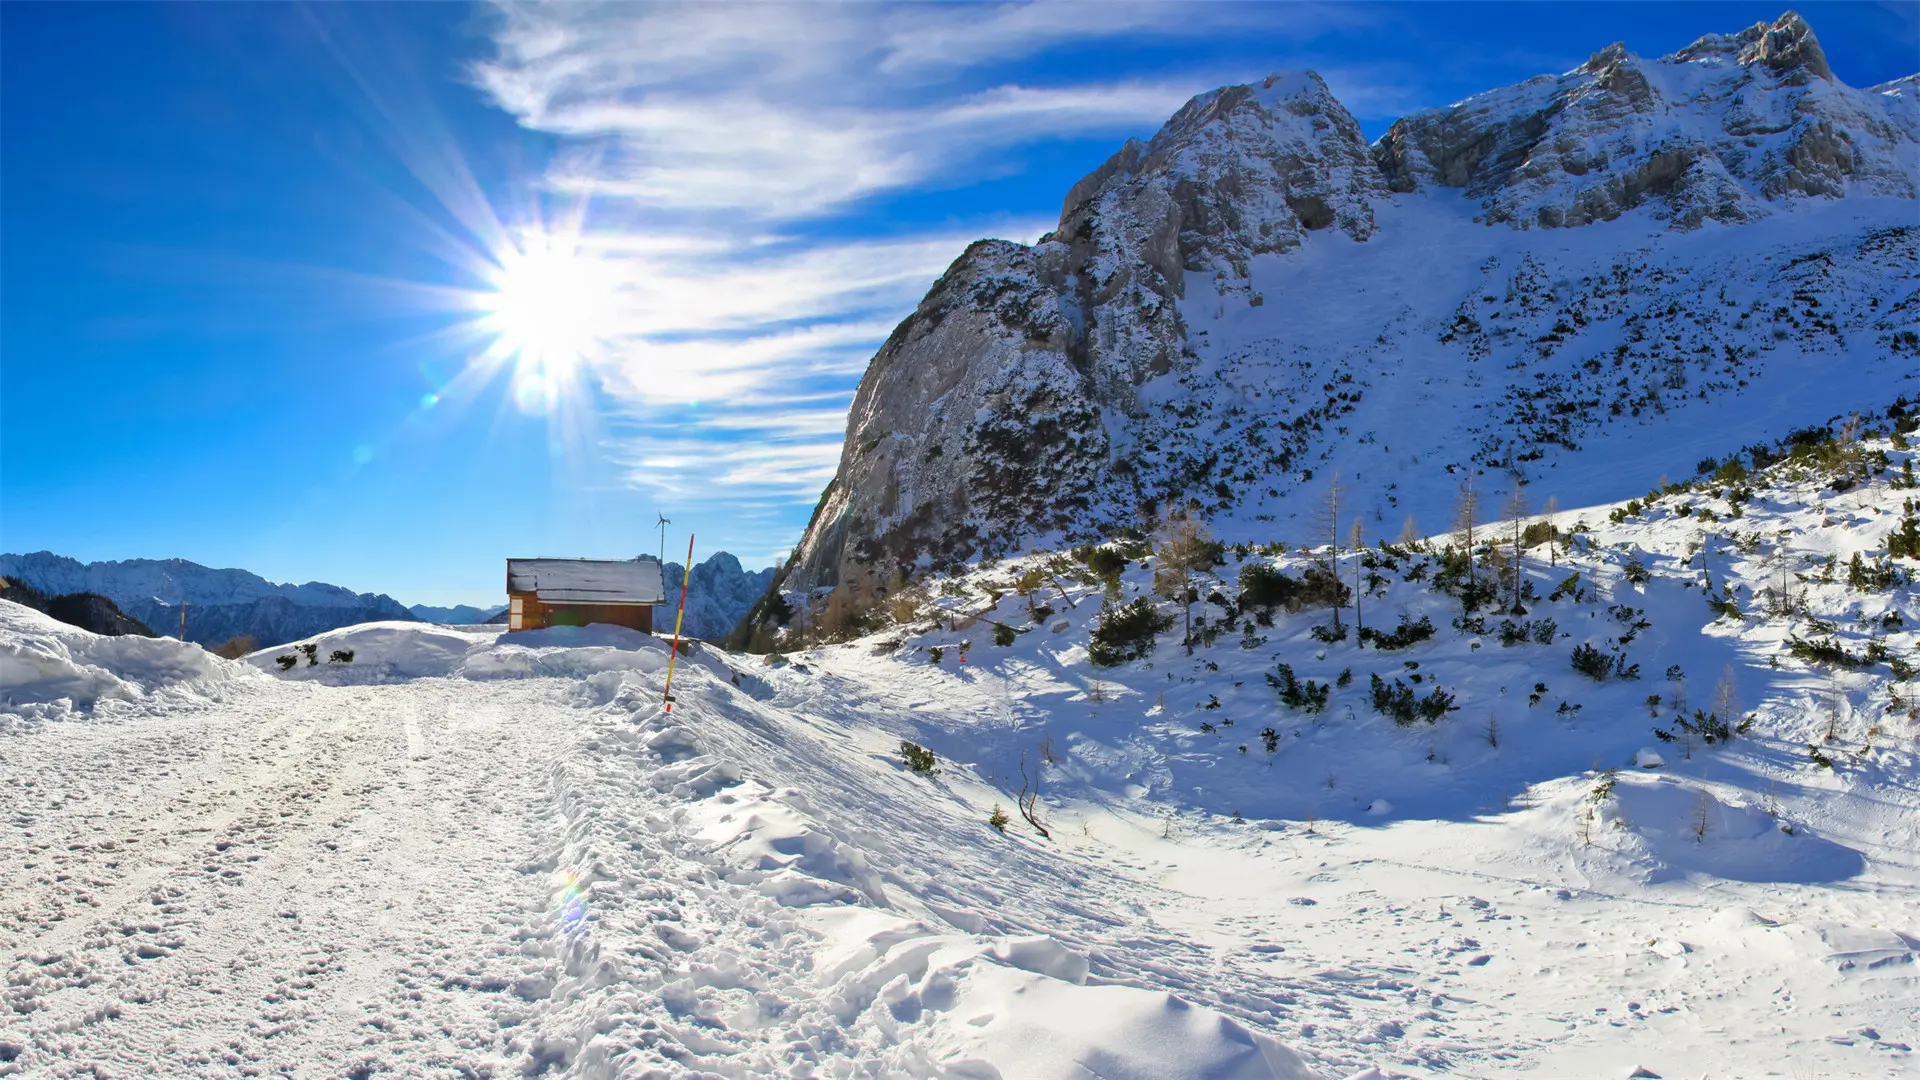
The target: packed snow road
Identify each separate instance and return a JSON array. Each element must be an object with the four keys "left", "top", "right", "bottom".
[
  {"left": 2, "top": 677, "right": 576, "bottom": 1076},
  {"left": 3, "top": 614, "right": 1329, "bottom": 1080}
]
